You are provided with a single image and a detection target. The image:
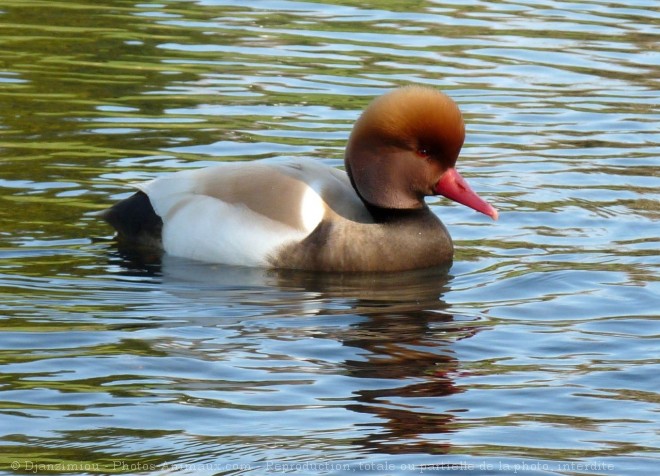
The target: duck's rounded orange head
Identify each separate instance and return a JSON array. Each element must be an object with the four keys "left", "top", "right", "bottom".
[{"left": 345, "top": 85, "right": 497, "bottom": 219}]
